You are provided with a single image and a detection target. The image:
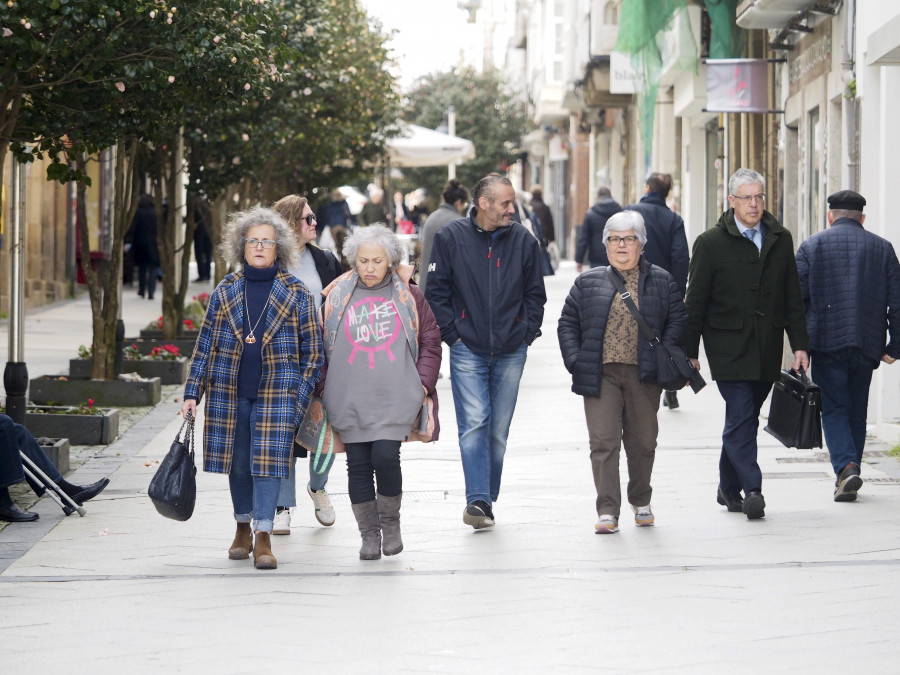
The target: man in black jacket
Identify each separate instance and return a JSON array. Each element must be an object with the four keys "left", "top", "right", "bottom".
[
  {"left": 626, "top": 172, "right": 689, "bottom": 409},
  {"left": 796, "top": 190, "right": 900, "bottom": 502},
  {"left": 576, "top": 187, "right": 622, "bottom": 272},
  {"left": 425, "top": 173, "right": 547, "bottom": 530}
]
